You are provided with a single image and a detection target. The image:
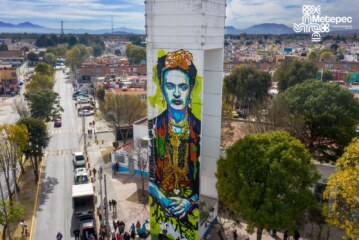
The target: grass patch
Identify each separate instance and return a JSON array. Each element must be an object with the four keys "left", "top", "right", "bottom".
[
  {"left": 126, "top": 189, "right": 149, "bottom": 205},
  {"left": 8, "top": 161, "right": 39, "bottom": 240},
  {"left": 100, "top": 146, "right": 113, "bottom": 164}
]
